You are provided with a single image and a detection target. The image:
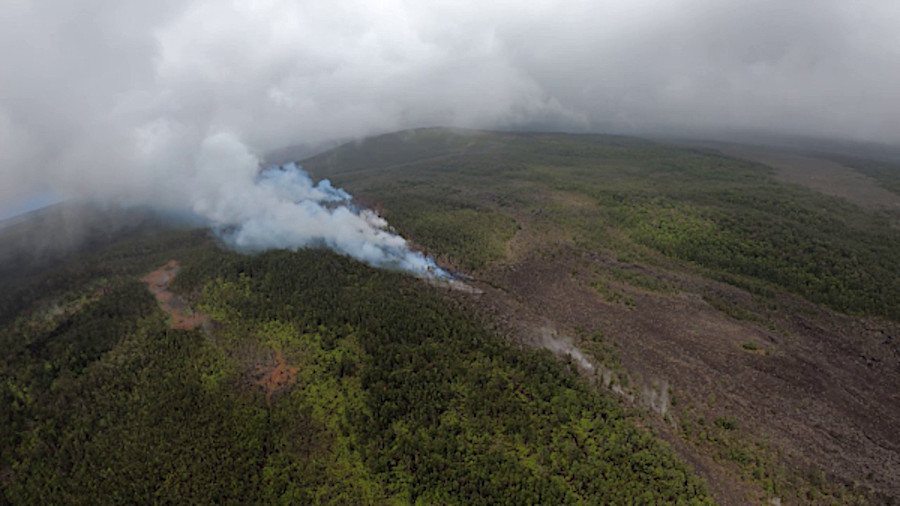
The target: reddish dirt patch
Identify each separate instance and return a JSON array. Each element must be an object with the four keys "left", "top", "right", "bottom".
[
  {"left": 141, "top": 260, "right": 208, "bottom": 330},
  {"left": 249, "top": 350, "right": 299, "bottom": 403}
]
